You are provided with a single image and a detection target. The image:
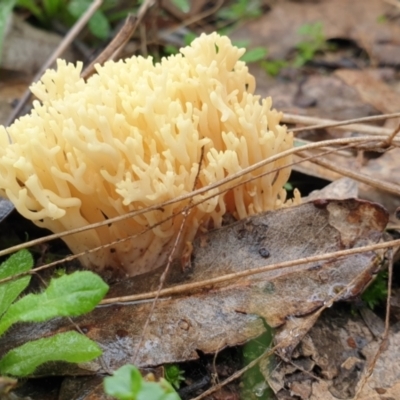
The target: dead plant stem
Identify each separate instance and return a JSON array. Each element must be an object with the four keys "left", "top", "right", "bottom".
[
  {"left": 297, "top": 150, "right": 400, "bottom": 195},
  {"left": 284, "top": 112, "right": 400, "bottom": 135},
  {"left": 99, "top": 238, "right": 397, "bottom": 305}
]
